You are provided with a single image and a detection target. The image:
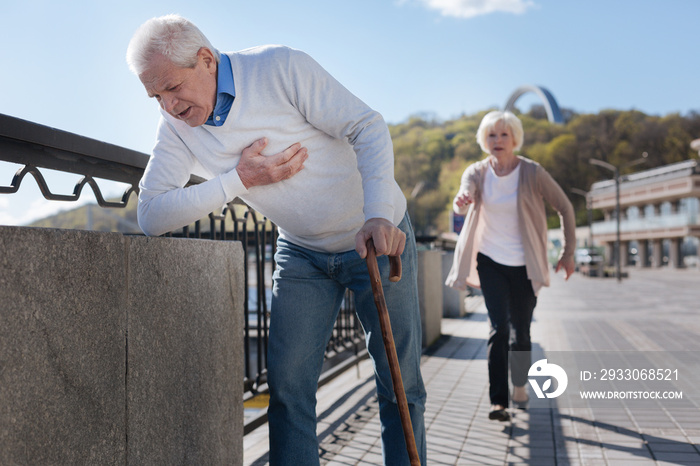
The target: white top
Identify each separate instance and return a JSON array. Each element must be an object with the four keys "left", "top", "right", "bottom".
[
  {"left": 137, "top": 45, "right": 406, "bottom": 253},
  {"left": 478, "top": 163, "right": 525, "bottom": 266}
]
